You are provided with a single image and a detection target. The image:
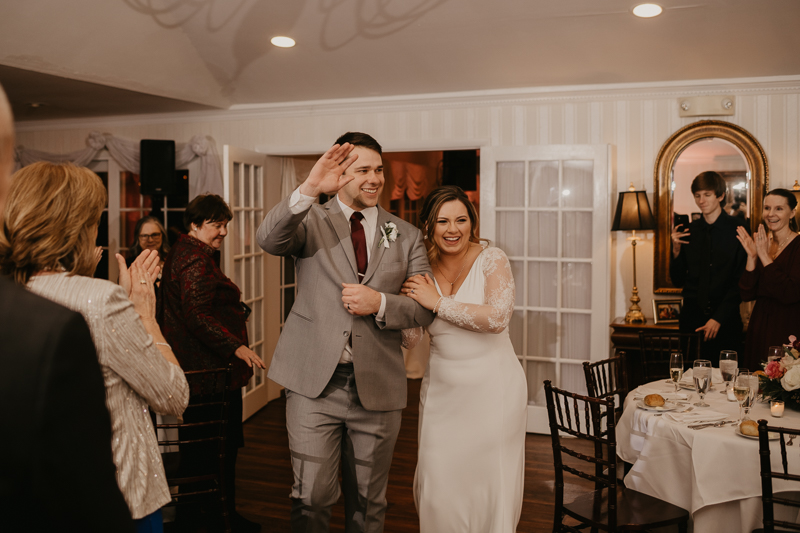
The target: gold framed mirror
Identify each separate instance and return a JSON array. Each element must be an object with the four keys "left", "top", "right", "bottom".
[{"left": 653, "top": 120, "right": 769, "bottom": 294}]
